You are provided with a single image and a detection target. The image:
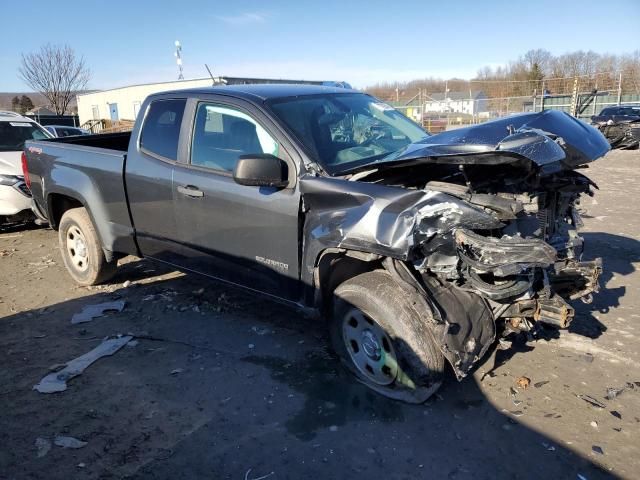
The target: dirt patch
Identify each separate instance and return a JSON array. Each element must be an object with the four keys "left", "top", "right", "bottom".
[{"left": 1, "top": 150, "right": 639, "bottom": 479}]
